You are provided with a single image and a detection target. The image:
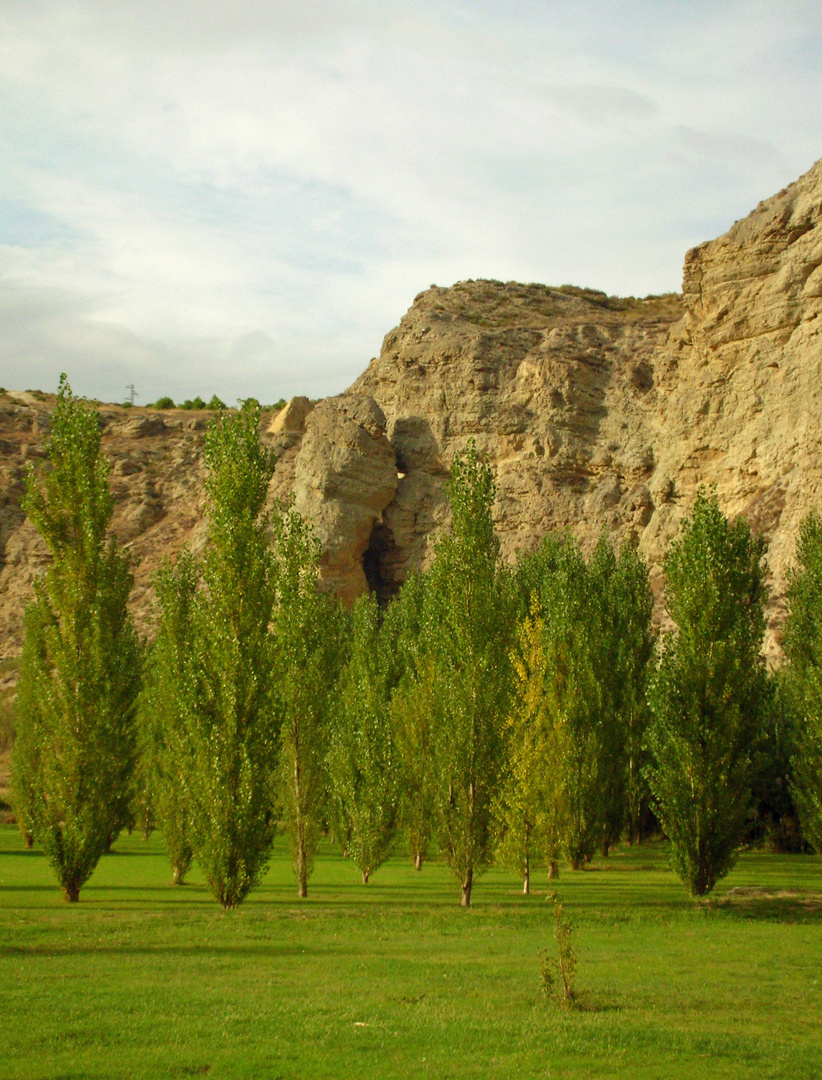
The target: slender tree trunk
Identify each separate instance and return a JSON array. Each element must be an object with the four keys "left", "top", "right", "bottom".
[
  {"left": 414, "top": 851, "right": 424, "bottom": 871},
  {"left": 523, "top": 849, "right": 530, "bottom": 895},
  {"left": 296, "top": 826, "right": 308, "bottom": 898},
  {"left": 461, "top": 866, "right": 473, "bottom": 908},
  {"left": 362, "top": 869, "right": 370, "bottom": 884},
  {"left": 294, "top": 744, "right": 308, "bottom": 898},
  {"left": 548, "top": 859, "right": 559, "bottom": 879}
]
